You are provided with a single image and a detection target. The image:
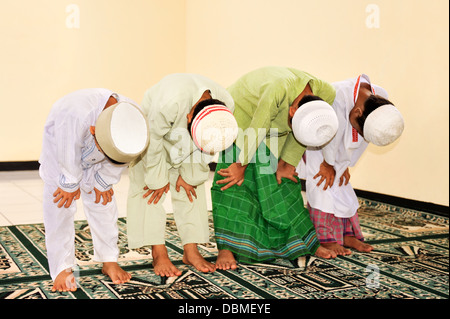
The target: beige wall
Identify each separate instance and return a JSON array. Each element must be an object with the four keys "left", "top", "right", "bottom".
[
  {"left": 0, "top": 0, "right": 186, "bottom": 161},
  {"left": 1, "top": 0, "right": 448, "bottom": 206},
  {"left": 185, "top": 0, "right": 449, "bottom": 206}
]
